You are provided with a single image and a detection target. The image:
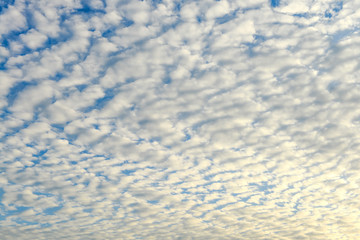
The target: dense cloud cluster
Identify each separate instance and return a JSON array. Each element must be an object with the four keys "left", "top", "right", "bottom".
[{"left": 1, "top": 0, "right": 360, "bottom": 239}]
